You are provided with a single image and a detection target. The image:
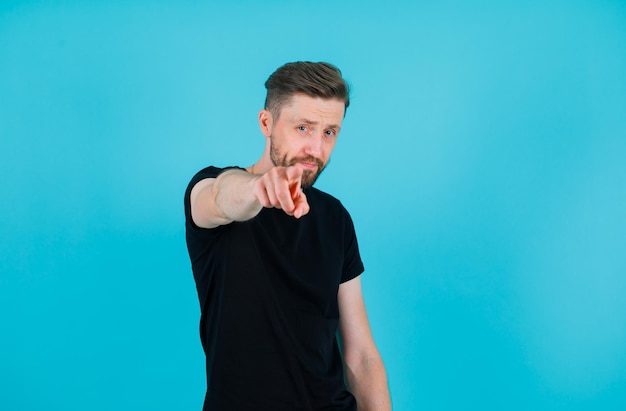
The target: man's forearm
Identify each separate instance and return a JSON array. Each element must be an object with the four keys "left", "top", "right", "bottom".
[
  {"left": 212, "top": 169, "right": 263, "bottom": 223},
  {"left": 192, "top": 165, "right": 310, "bottom": 228},
  {"left": 346, "top": 354, "right": 392, "bottom": 411}
]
